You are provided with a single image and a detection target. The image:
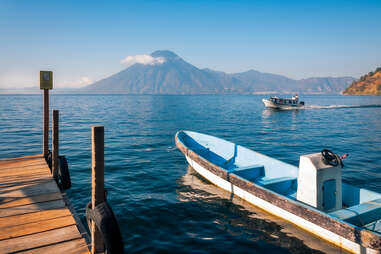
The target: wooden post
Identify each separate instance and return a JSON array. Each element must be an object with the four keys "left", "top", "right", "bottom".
[
  {"left": 43, "top": 89, "right": 49, "bottom": 158},
  {"left": 52, "top": 110, "right": 59, "bottom": 179},
  {"left": 91, "top": 126, "right": 105, "bottom": 254}
]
